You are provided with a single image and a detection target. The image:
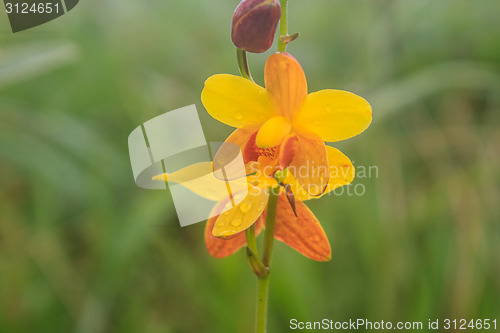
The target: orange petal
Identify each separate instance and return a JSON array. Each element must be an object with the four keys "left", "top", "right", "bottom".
[
  {"left": 285, "top": 145, "right": 355, "bottom": 201},
  {"left": 288, "top": 134, "right": 329, "bottom": 196},
  {"left": 293, "top": 89, "right": 372, "bottom": 142},
  {"left": 277, "top": 134, "right": 298, "bottom": 170},
  {"left": 274, "top": 194, "right": 331, "bottom": 261},
  {"left": 213, "top": 128, "right": 256, "bottom": 180},
  {"left": 223, "top": 128, "right": 256, "bottom": 151},
  {"left": 205, "top": 200, "right": 265, "bottom": 258},
  {"left": 243, "top": 131, "right": 260, "bottom": 163},
  {"left": 265, "top": 53, "right": 307, "bottom": 119}
]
